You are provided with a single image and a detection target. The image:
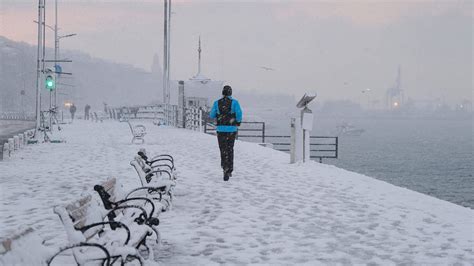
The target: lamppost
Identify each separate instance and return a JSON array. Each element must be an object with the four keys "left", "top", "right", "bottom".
[
  {"left": 34, "top": 0, "right": 45, "bottom": 132},
  {"left": 163, "top": 0, "right": 171, "bottom": 105}
]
